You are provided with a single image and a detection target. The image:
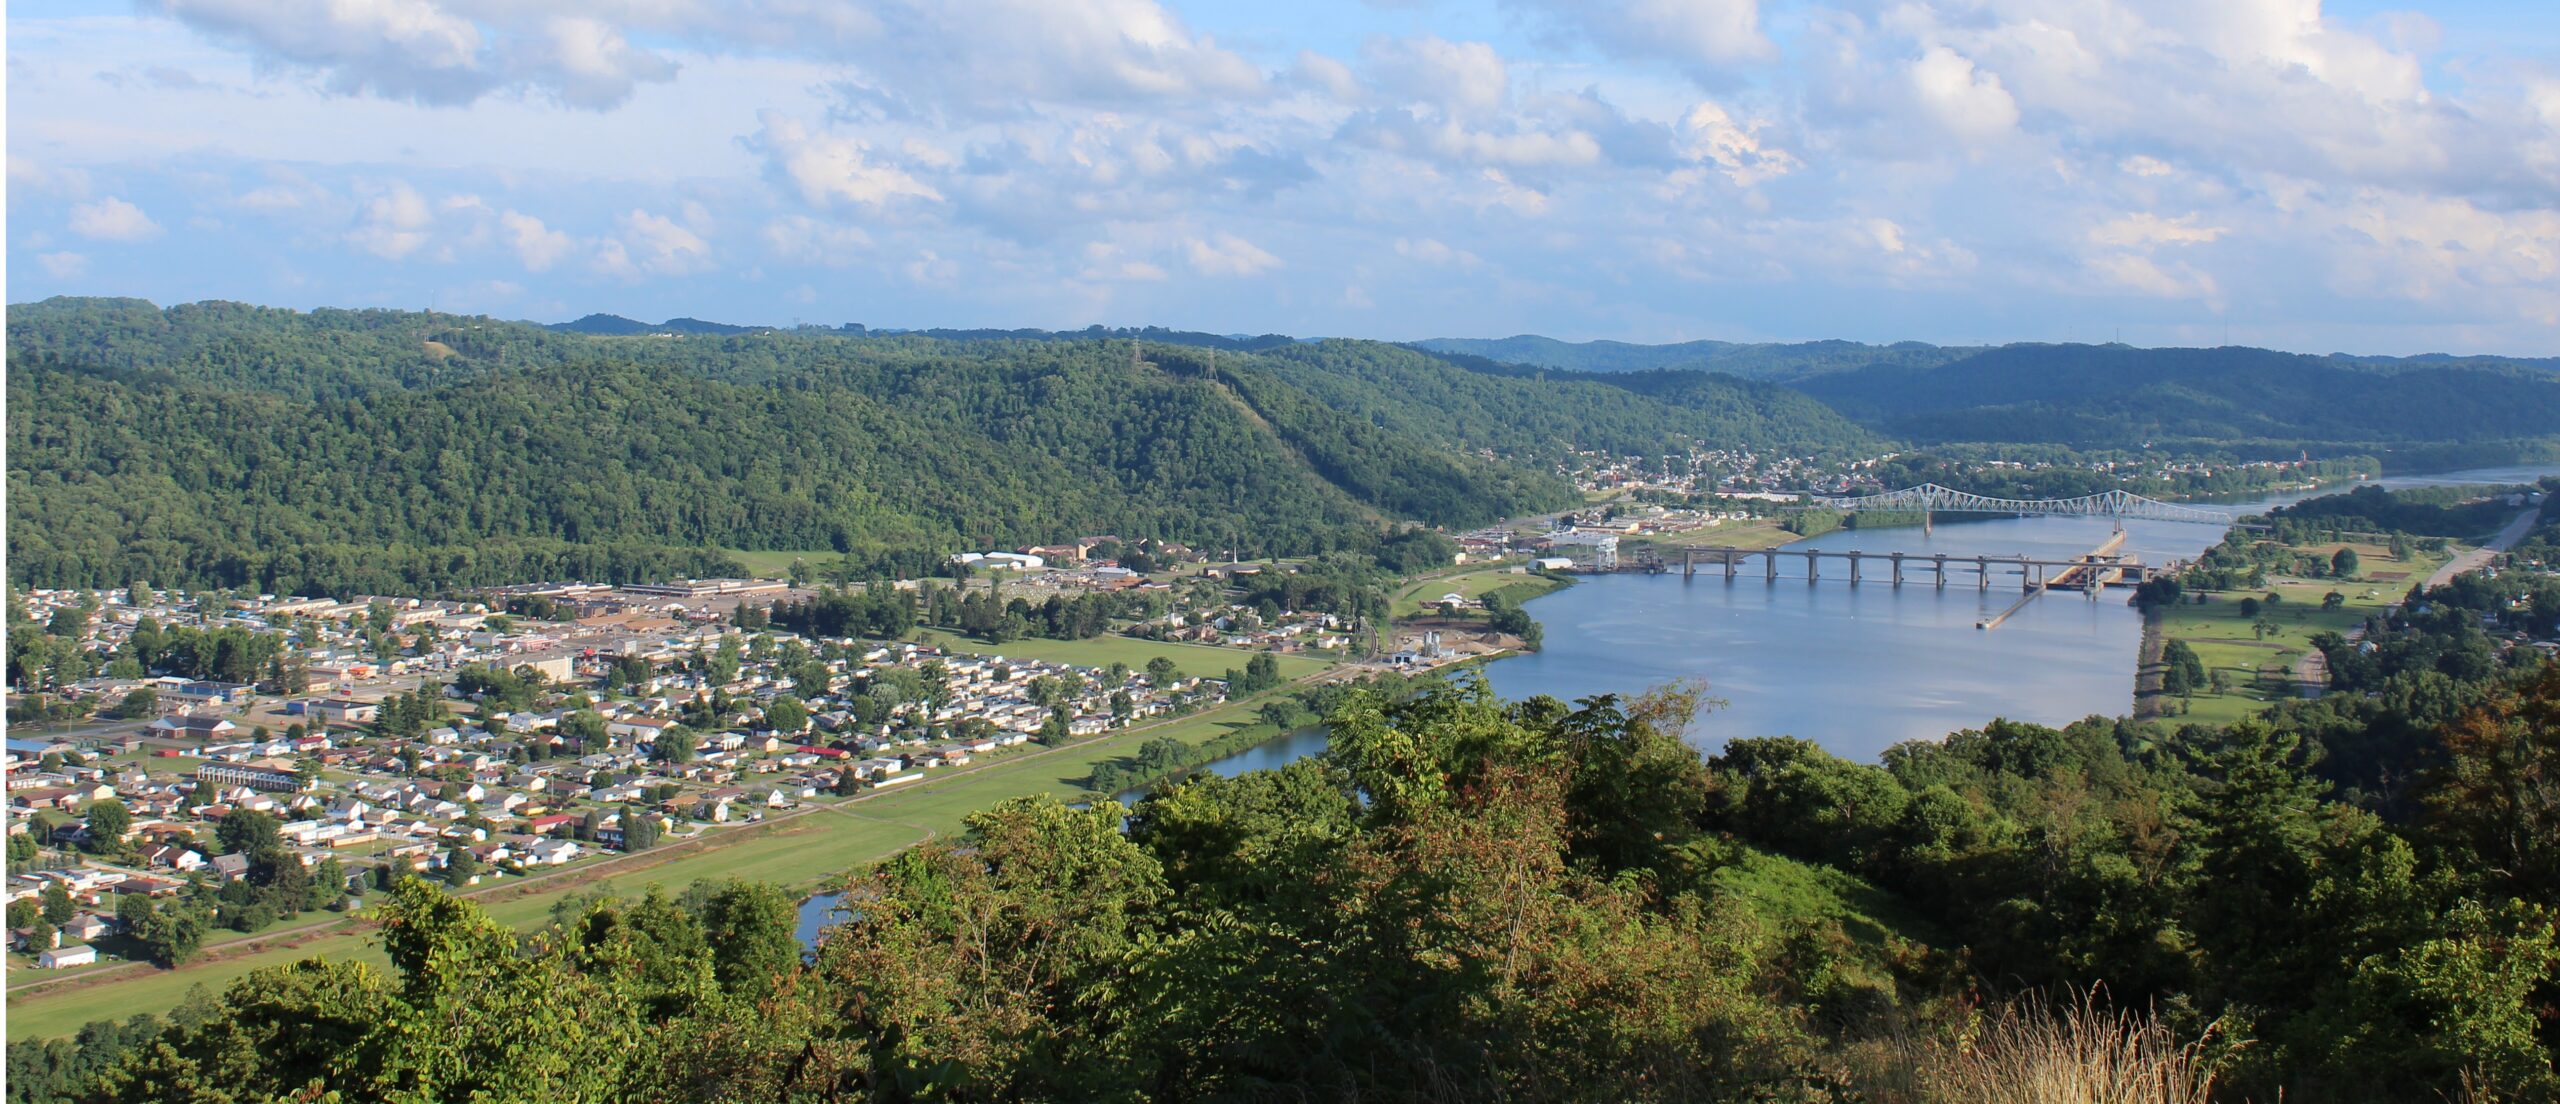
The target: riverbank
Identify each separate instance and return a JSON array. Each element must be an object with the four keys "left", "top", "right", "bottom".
[{"left": 2136, "top": 538, "right": 2453, "bottom": 728}]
